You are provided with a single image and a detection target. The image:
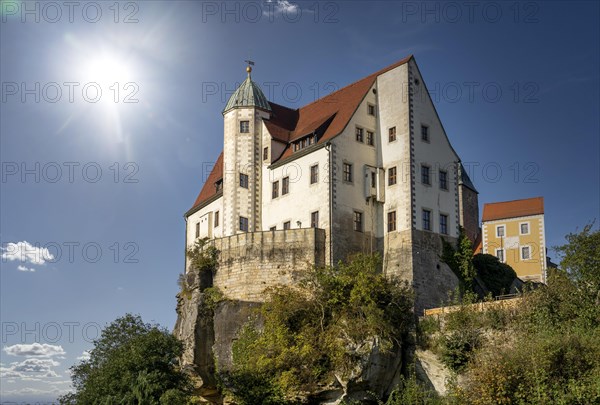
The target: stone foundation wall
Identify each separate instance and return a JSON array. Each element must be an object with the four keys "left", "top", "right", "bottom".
[
  {"left": 383, "top": 229, "right": 459, "bottom": 315},
  {"left": 197, "top": 228, "right": 326, "bottom": 301}
]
